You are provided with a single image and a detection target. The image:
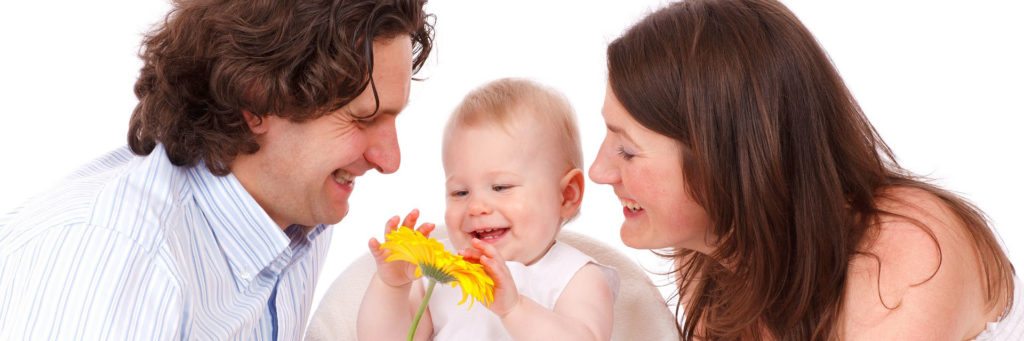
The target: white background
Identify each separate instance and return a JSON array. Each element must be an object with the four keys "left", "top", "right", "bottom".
[{"left": 1, "top": 0, "right": 1021, "bottom": 314}]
